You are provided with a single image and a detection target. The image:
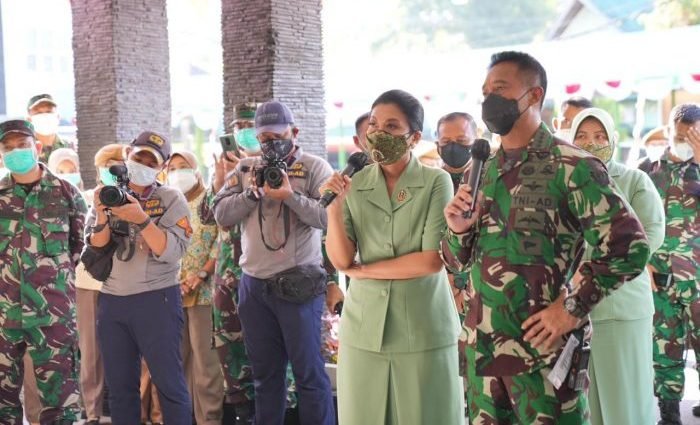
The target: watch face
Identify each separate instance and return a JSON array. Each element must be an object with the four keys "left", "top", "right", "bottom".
[{"left": 564, "top": 297, "right": 576, "bottom": 312}]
